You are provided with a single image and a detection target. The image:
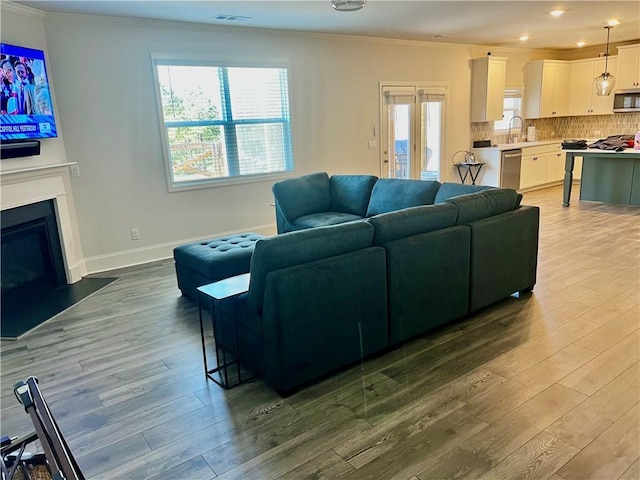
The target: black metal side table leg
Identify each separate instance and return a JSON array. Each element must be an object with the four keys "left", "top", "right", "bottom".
[{"left": 469, "top": 164, "right": 484, "bottom": 185}]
